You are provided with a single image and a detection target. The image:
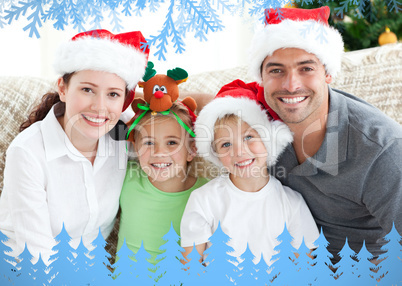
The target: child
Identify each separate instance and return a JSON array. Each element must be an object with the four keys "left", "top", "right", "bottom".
[
  {"left": 117, "top": 101, "right": 209, "bottom": 264},
  {"left": 180, "top": 96, "right": 320, "bottom": 264}
]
